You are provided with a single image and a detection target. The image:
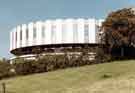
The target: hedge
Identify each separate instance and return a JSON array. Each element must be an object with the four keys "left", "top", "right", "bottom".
[
  {"left": 0, "top": 60, "right": 15, "bottom": 79},
  {"left": 13, "top": 53, "right": 96, "bottom": 75}
]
